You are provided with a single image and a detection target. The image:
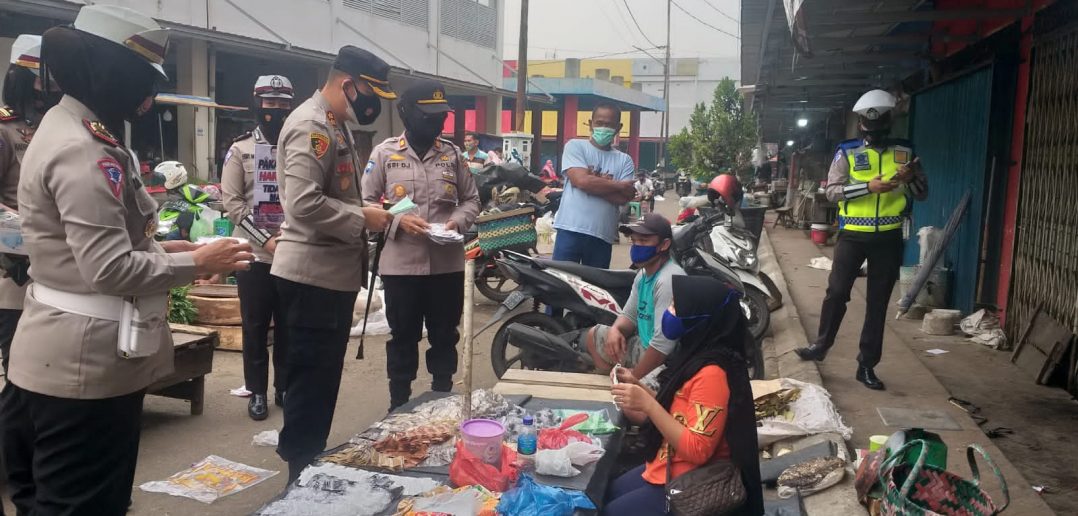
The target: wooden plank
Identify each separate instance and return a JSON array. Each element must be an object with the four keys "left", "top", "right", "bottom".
[
  {"left": 188, "top": 284, "right": 238, "bottom": 298},
  {"left": 500, "top": 369, "right": 611, "bottom": 390},
  {"left": 196, "top": 324, "right": 243, "bottom": 351},
  {"left": 169, "top": 323, "right": 218, "bottom": 337},
  {"left": 492, "top": 382, "right": 614, "bottom": 404},
  {"left": 190, "top": 295, "right": 242, "bottom": 325},
  {"left": 1010, "top": 305, "right": 1040, "bottom": 363}
]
